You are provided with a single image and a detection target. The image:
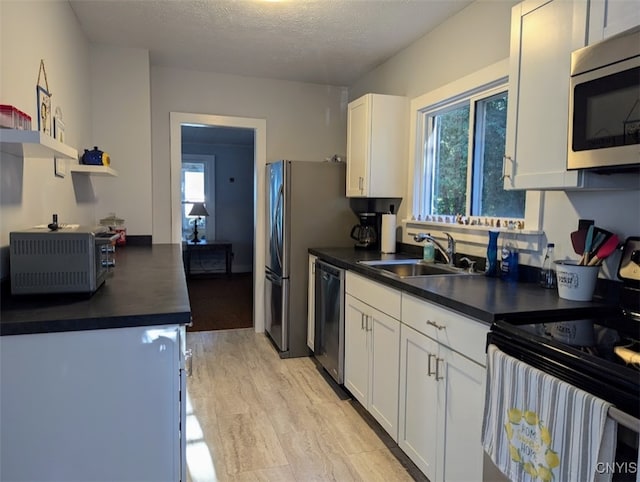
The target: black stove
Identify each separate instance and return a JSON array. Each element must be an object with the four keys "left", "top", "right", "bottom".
[{"left": 487, "top": 236, "right": 640, "bottom": 419}]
